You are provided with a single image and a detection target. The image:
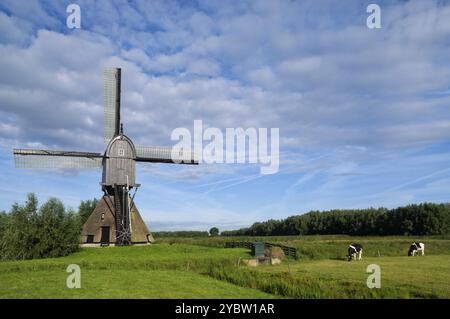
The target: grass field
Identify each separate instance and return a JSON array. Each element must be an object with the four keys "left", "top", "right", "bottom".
[{"left": 1, "top": 235, "right": 449, "bottom": 298}]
